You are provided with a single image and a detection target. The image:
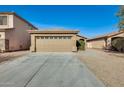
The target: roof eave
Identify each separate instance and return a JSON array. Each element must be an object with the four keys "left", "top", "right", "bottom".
[
  {"left": 0, "top": 28, "right": 15, "bottom": 31},
  {"left": 87, "top": 36, "right": 107, "bottom": 41},
  {"left": 28, "top": 30, "right": 79, "bottom": 34},
  {"left": 76, "top": 35, "right": 87, "bottom": 39}
]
